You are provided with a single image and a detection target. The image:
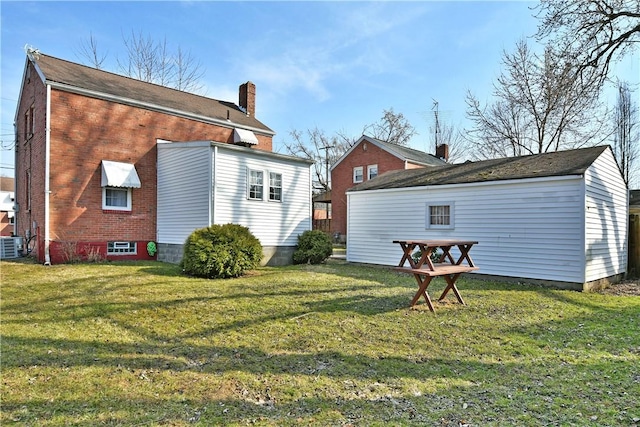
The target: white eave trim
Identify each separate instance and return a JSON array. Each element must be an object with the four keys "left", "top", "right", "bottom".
[
  {"left": 101, "top": 160, "right": 141, "bottom": 188},
  {"left": 45, "top": 80, "right": 276, "bottom": 136}
]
